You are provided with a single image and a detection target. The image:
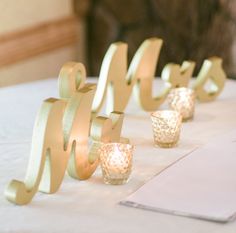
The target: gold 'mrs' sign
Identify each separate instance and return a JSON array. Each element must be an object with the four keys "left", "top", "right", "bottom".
[{"left": 93, "top": 38, "right": 226, "bottom": 115}]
